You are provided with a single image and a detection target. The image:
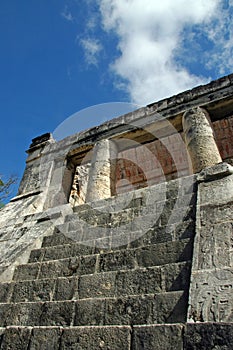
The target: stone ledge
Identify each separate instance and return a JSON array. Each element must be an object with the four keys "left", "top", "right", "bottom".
[
  {"left": 197, "top": 162, "right": 233, "bottom": 182},
  {"left": 10, "top": 190, "right": 42, "bottom": 202}
]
